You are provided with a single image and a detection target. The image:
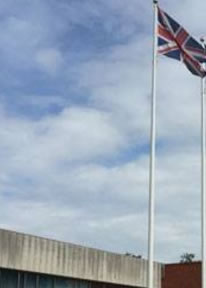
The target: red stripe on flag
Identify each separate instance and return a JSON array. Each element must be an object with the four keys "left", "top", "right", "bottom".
[
  {"left": 158, "top": 25, "right": 174, "bottom": 41},
  {"left": 176, "top": 28, "right": 189, "bottom": 46},
  {"left": 158, "top": 45, "right": 178, "bottom": 55}
]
